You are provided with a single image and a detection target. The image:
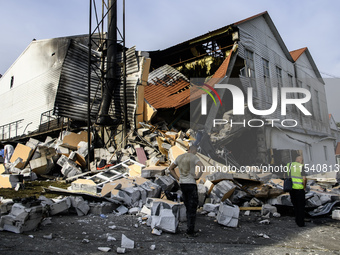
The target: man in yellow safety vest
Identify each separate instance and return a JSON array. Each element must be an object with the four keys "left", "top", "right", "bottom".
[{"left": 286, "top": 156, "right": 307, "bottom": 227}]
